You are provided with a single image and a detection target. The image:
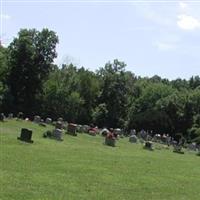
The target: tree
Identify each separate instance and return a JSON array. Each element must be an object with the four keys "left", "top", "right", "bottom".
[
  {"left": 96, "top": 59, "right": 128, "bottom": 128},
  {"left": 76, "top": 67, "right": 100, "bottom": 124},
  {"left": 0, "top": 46, "right": 9, "bottom": 111},
  {"left": 189, "top": 76, "right": 200, "bottom": 89},
  {"left": 7, "top": 28, "right": 58, "bottom": 115}
]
